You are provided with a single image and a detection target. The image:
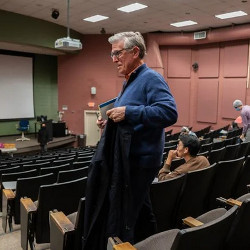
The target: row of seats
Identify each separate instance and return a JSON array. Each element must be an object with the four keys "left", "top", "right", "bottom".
[
  {"left": 49, "top": 167, "right": 250, "bottom": 250},
  {"left": 133, "top": 192, "right": 250, "bottom": 250},
  {"left": 152, "top": 156, "right": 250, "bottom": 233}
]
